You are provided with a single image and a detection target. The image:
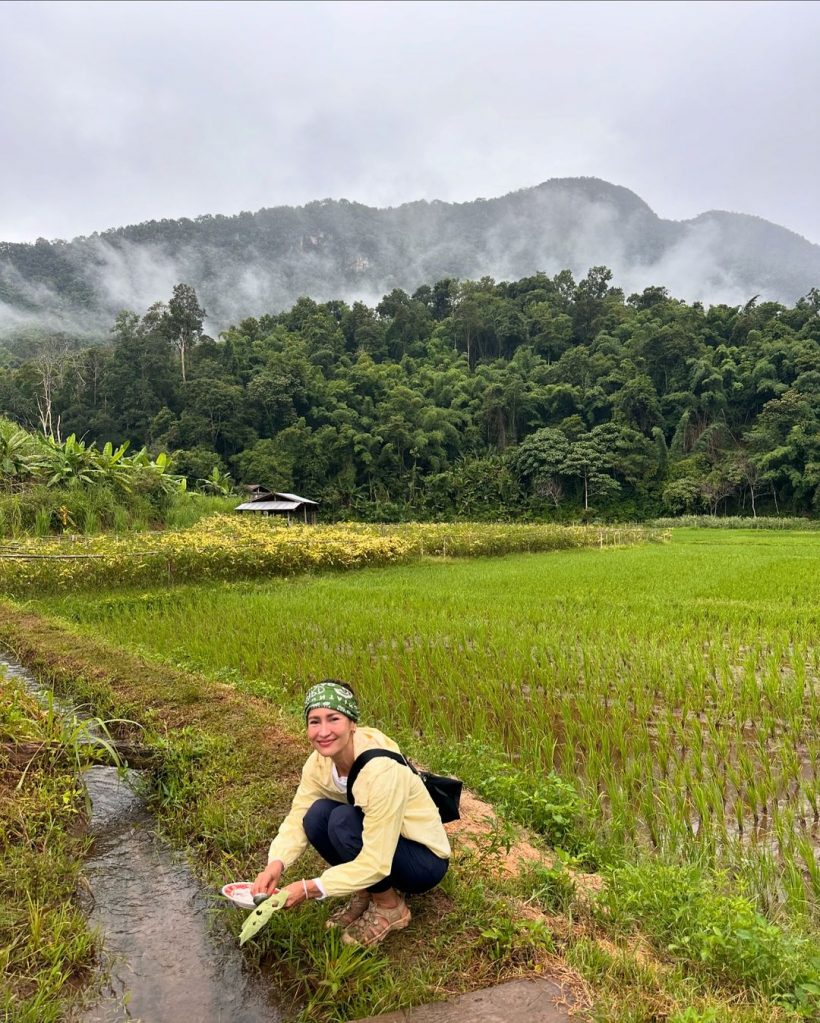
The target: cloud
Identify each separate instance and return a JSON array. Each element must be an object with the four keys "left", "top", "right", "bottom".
[{"left": 0, "top": 1, "right": 819, "bottom": 245}]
